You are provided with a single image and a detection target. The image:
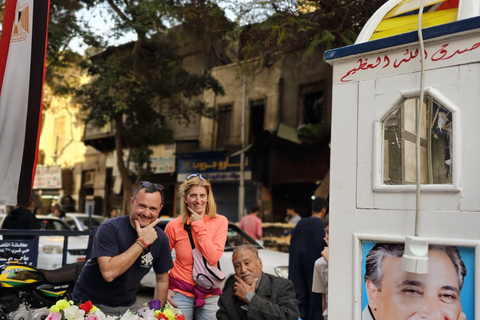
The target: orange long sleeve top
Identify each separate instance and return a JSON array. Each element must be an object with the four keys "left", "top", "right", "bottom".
[{"left": 164, "top": 214, "right": 228, "bottom": 297}]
